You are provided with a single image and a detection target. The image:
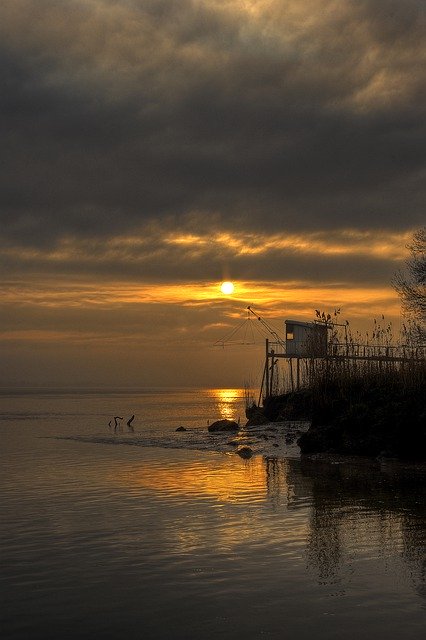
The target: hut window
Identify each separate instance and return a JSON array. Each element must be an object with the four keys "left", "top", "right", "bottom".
[{"left": 286, "top": 324, "right": 294, "bottom": 340}]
